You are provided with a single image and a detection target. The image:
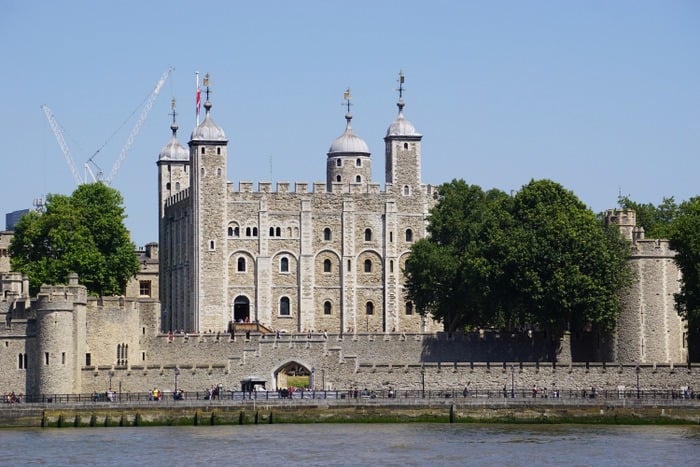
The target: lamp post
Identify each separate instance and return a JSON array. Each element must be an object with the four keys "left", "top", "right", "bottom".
[
  {"left": 421, "top": 370, "right": 425, "bottom": 398},
  {"left": 174, "top": 367, "right": 180, "bottom": 400},
  {"left": 310, "top": 367, "right": 315, "bottom": 390},
  {"left": 108, "top": 370, "right": 114, "bottom": 392},
  {"left": 322, "top": 369, "right": 325, "bottom": 391},
  {"left": 510, "top": 365, "right": 515, "bottom": 399},
  {"left": 636, "top": 366, "right": 640, "bottom": 399}
]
